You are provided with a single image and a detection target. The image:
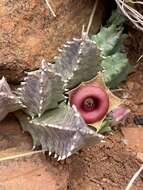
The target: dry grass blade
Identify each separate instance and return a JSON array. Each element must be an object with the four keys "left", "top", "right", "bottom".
[
  {"left": 125, "top": 165, "right": 143, "bottom": 190},
  {"left": 137, "top": 54, "right": 143, "bottom": 63},
  {"left": 86, "top": 0, "right": 98, "bottom": 35},
  {"left": 45, "top": 0, "right": 56, "bottom": 17},
  {"left": 115, "top": 0, "right": 143, "bottom": 31},
  {"left": 82, "top": 0, "right": 98, "bottom": 38},
  {"left": 0, "top": 150, "right": 44, "bottom": 162}
]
